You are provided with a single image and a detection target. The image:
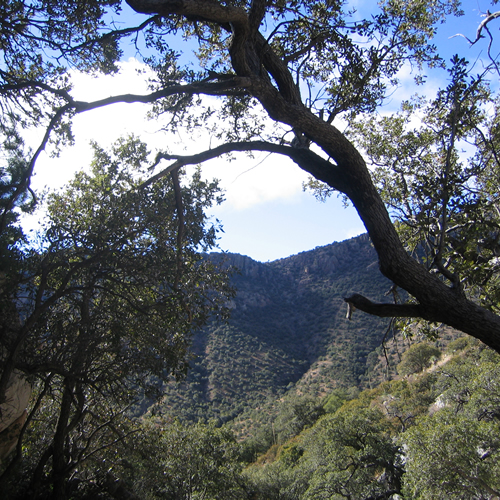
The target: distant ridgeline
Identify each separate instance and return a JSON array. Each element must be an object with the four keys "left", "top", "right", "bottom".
[{"left": 143, "top": 234, "right": 404, "bottom": 423}]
